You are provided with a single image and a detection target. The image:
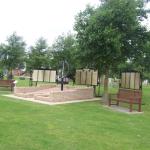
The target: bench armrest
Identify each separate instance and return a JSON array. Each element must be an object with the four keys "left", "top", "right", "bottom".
[
  {"left": 129, "top": 97, "right": 142, "bottom": 102},
  {"left": 109, "top": 93, "right": 118, "bottom": 99},
  {"left": 129, "top": 96, "right": 141, "bottom": 99}
]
